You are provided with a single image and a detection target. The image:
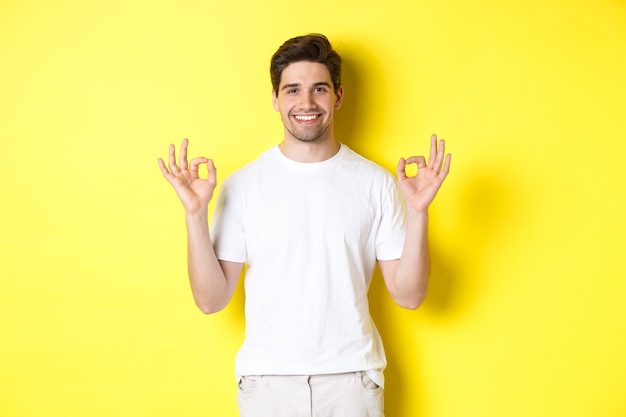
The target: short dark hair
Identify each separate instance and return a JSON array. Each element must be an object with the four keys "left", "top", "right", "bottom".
[{"left": 270, "top": 33, "right": 342, "bottom": 96}]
